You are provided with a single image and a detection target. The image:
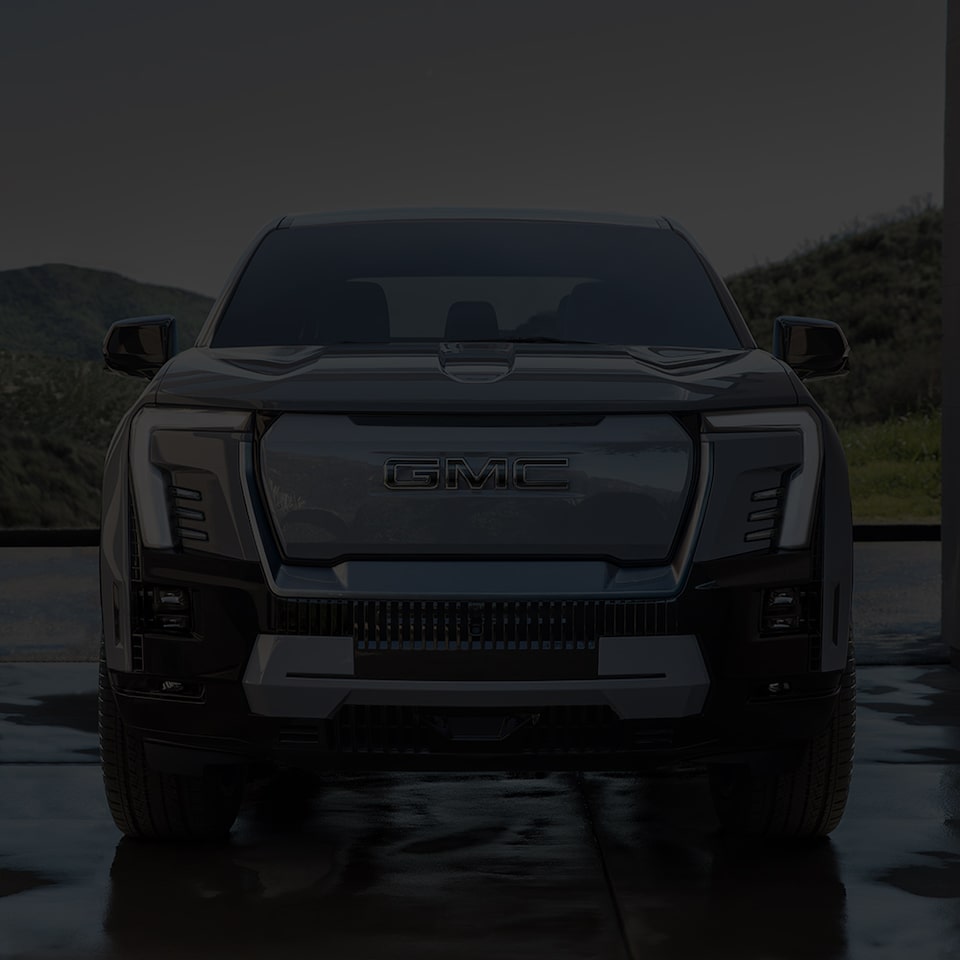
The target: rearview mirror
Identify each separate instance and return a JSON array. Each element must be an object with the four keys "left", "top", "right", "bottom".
[
  {"left": 103, "top": 316, "right": 178, "bottom": 379},
  {"left": 772, "top": 316, "right": 849, "bottom": 380}
]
